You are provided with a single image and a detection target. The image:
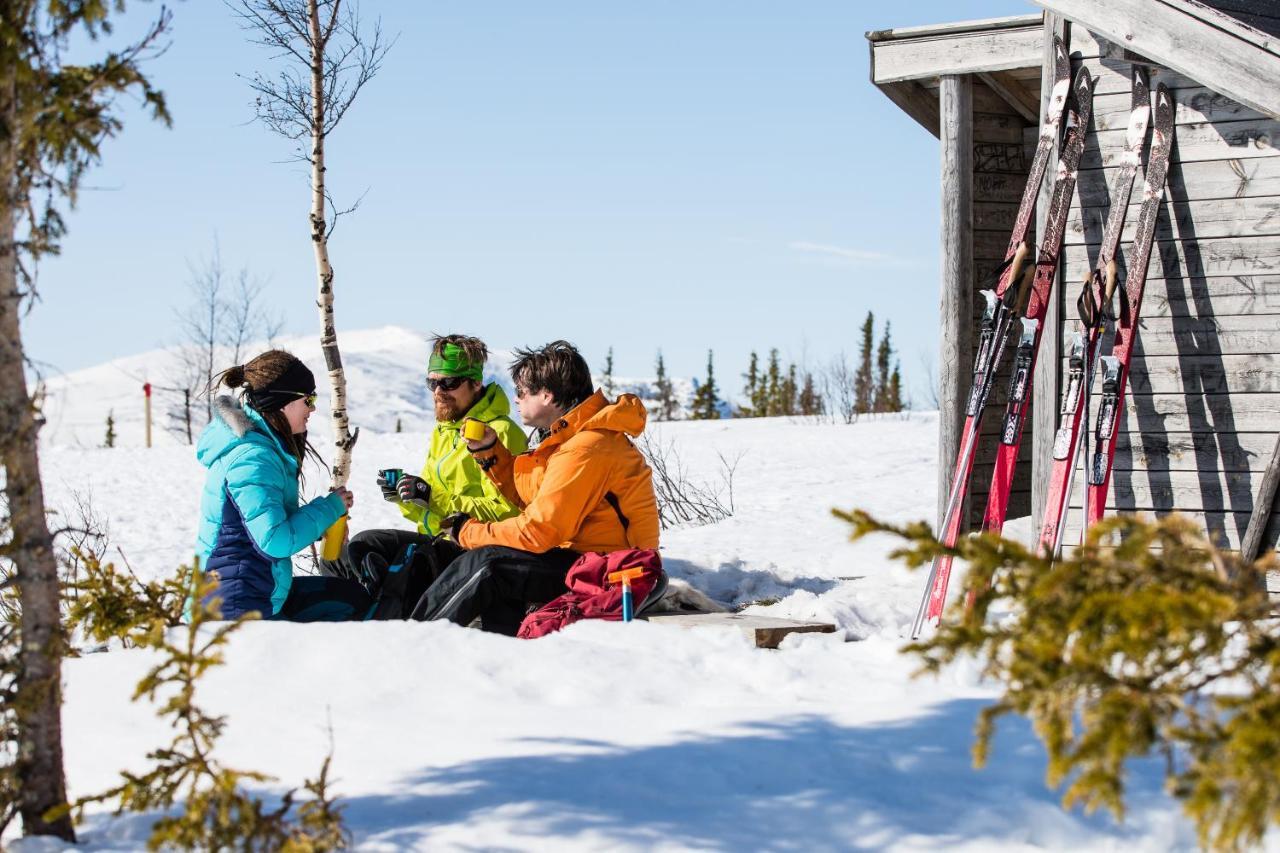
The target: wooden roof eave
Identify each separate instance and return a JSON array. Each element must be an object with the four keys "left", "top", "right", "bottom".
[
  {"left": 867, "top": 14, "right": 1044, "bottom": 138},
  {"left": 1034, "top": 0, "right": 1280, "bottom": 119}
]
